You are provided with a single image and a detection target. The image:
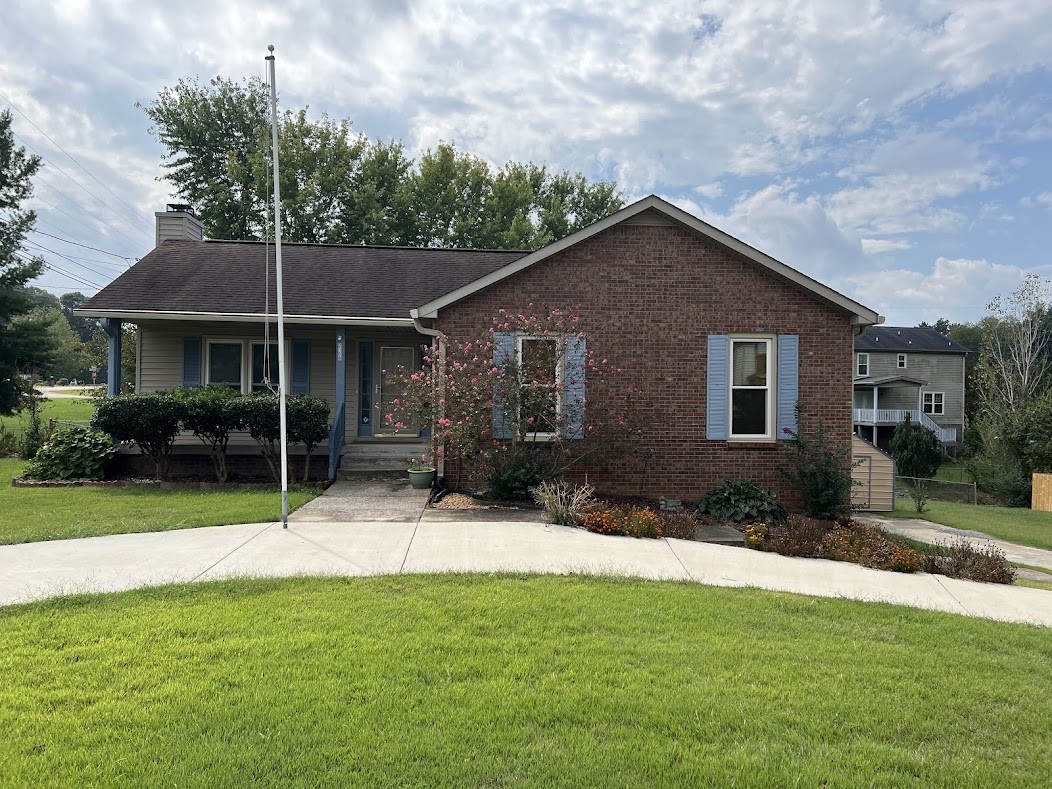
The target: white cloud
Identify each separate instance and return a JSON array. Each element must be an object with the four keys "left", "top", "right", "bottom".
[
  {"left": 861, "top": 239, "right": 912, "bottom": 254},
  {"left": 1037, "top": 193, "right": 1052, "bottom": 210},
  {"left": 849, "top": 256, "right": 1030, "bottom": 323}
]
